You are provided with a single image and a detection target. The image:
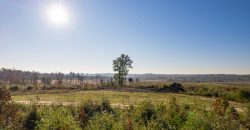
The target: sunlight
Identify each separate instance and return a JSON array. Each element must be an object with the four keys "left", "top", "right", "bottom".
[{"left": 46, "top": 4, "right": 70, "bottom": 27}]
